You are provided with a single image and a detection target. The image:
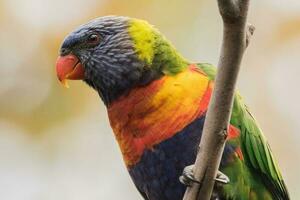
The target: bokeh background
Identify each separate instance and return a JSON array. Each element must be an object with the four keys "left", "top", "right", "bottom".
[{"left": 0, "top": 0, "right": 299, "bottom": 199}]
